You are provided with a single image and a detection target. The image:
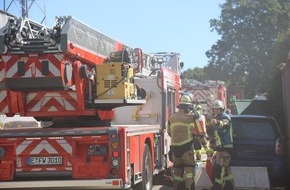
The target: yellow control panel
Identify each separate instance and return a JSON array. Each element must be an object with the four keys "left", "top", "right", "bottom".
[{"left": 96, "top": 62, "right": 136, "bottom": 100}]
